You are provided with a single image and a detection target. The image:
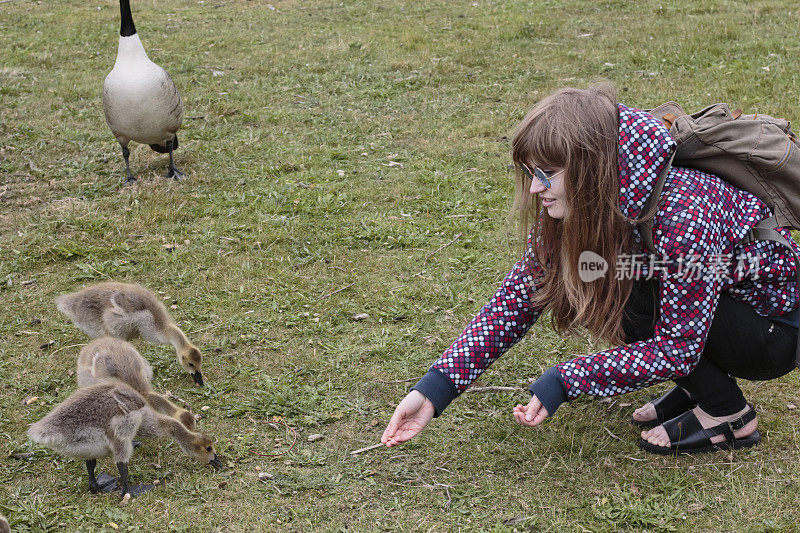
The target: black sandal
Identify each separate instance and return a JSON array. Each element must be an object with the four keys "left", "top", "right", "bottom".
[
  {"left": 630, "top": 386, "right": 696, "bottom": 429},
  {"left": 638, "top": 404, "right": 760, "bottom": 455}
]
